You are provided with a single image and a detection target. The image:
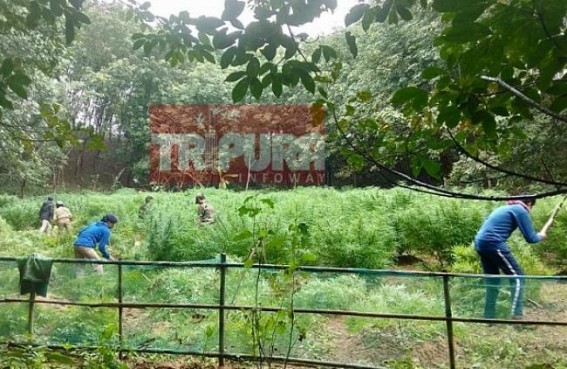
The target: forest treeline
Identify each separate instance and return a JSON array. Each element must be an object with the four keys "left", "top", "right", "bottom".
[{"left": 0, "top": 1, "right": 565, "bottom": 196}]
